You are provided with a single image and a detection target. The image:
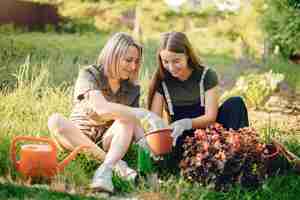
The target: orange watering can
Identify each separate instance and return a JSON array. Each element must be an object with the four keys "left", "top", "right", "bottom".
[{"left": 10, "top": 136, "right": 89, "bottom": 179}]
